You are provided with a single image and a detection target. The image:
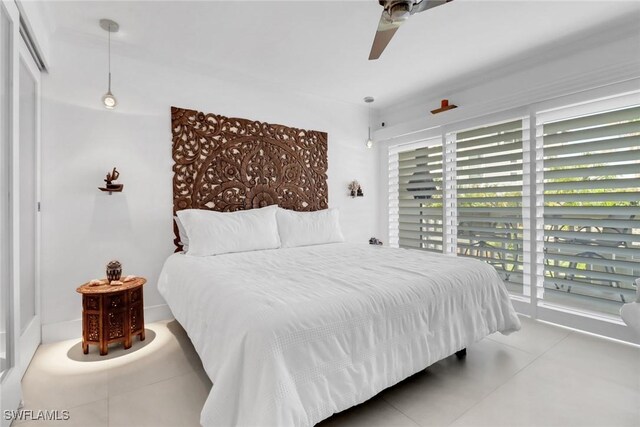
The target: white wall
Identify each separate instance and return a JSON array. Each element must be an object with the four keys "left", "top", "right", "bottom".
[{"left": 40, "top": 37, "right": 379, "bottom": 342}]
